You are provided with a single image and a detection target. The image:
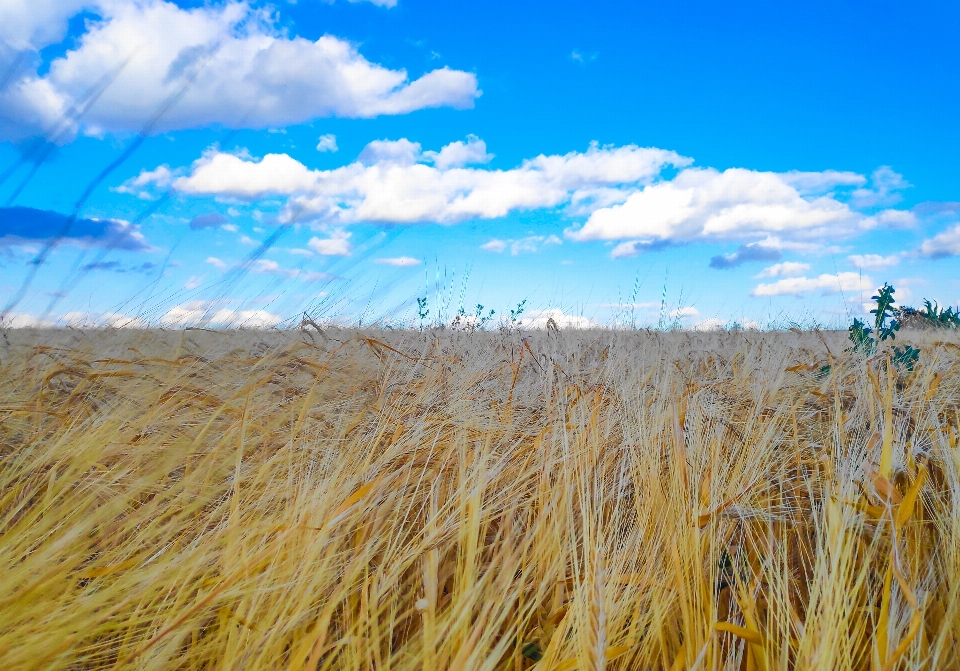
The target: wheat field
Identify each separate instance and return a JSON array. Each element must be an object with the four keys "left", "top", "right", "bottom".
[{"left": 2, "top": 326, "right": 959, "bottom": 670}]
